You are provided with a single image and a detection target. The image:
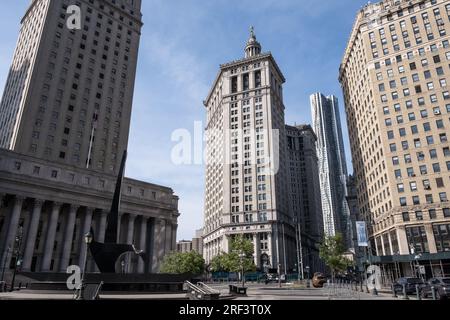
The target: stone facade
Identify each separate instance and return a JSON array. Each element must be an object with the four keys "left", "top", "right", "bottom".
[{"left": 0, "top": 149, "right": 179, "bottom": 274}]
